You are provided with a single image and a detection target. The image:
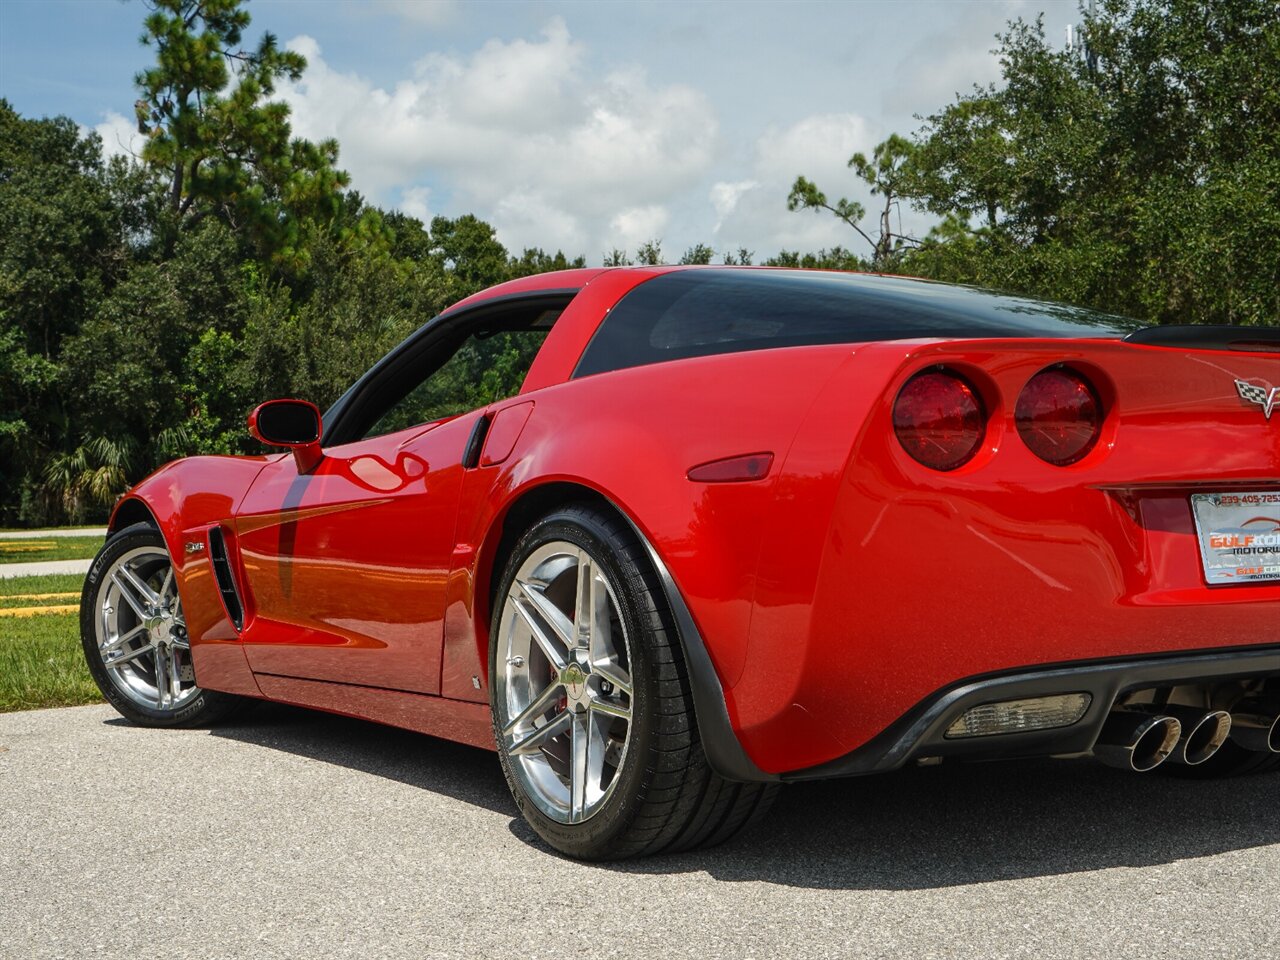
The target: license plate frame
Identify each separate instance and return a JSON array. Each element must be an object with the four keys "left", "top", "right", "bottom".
[{"left": 1190, "top": 491, "right": 1280, "bottom": 586}]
